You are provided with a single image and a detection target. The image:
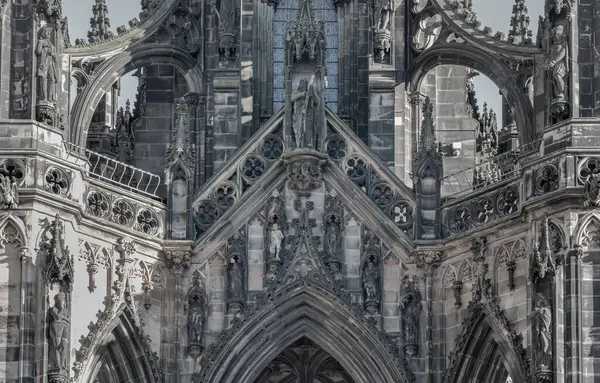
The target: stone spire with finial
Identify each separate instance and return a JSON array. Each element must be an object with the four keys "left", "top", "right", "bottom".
[
  {"left": 508, "top": 0, "right": 533, "bottom": 45},
  {"left": 414, "top": 96, "right": 443, "bottom": 171},
  {"left": 88, "top": 0, "right": 112, "bottom": 43}
]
